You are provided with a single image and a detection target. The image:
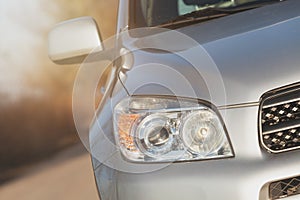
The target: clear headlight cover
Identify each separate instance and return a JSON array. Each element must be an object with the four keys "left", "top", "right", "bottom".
[{"left": 113, "top": 96, "right": 234, "bottom": 163}]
